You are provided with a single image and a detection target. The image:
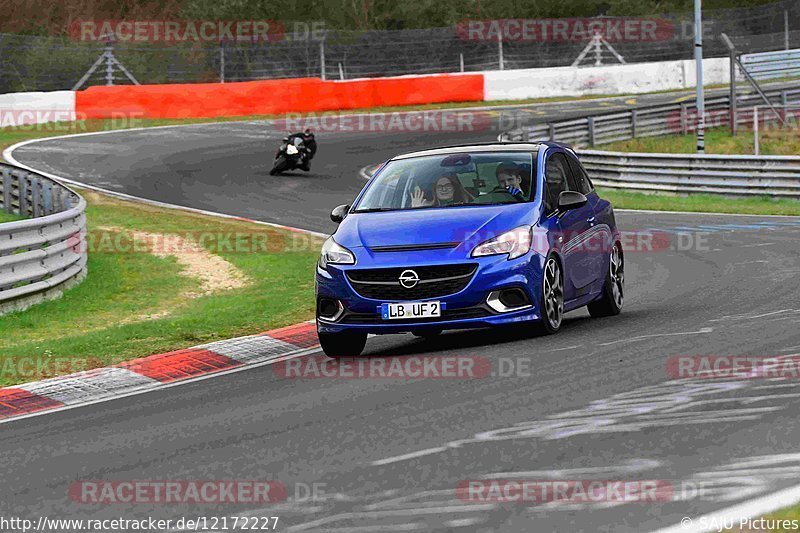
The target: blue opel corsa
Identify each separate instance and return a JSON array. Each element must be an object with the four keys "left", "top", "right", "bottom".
[{"left": 315, "top": 142, "right": 624, "bottom": 357}]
